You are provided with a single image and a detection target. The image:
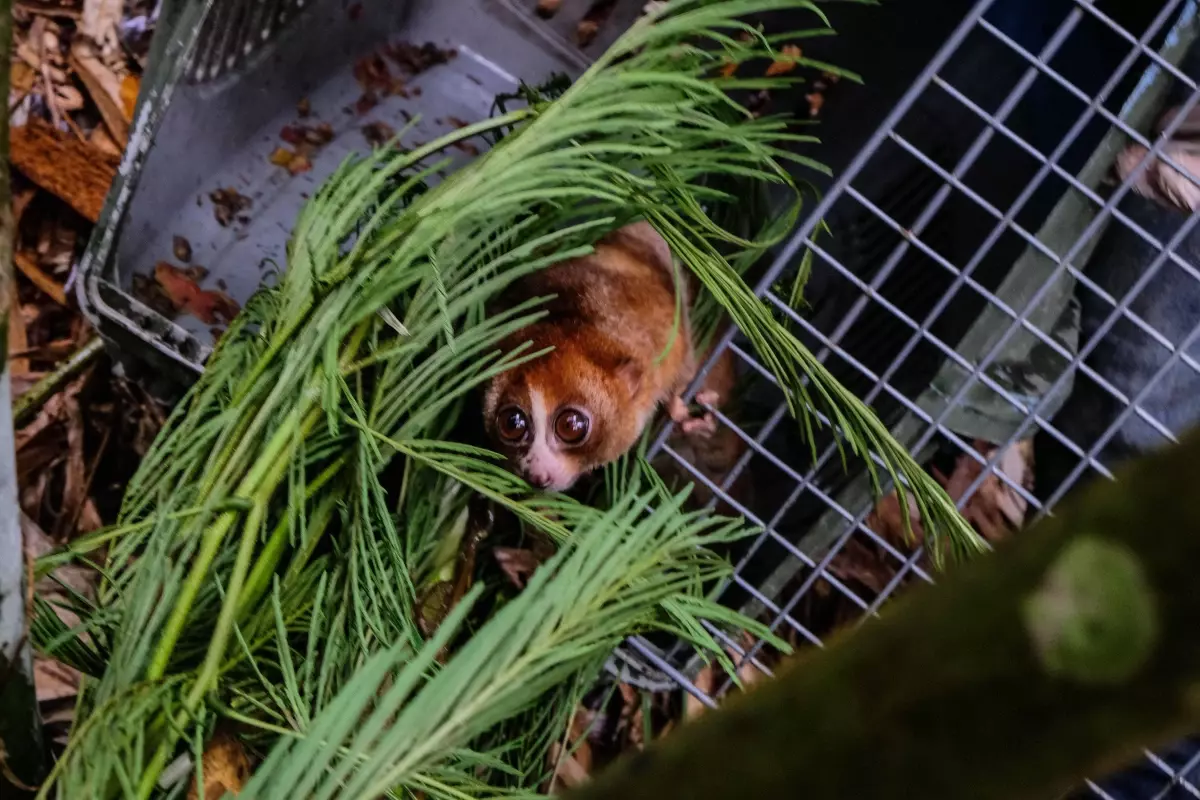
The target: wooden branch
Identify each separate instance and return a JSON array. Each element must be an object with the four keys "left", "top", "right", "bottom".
[{"left": 569, "top": 429, "right": 1200, "bottom": 800}]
